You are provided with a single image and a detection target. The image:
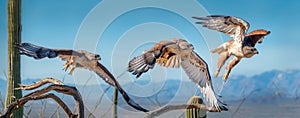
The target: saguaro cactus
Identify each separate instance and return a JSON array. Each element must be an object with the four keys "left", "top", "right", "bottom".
[
  {"left": 5, "top": 0, "right": 23, "bottom": 117},
  {"left": 185, "top": 96, "right": 207, "bottom": 118}
]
